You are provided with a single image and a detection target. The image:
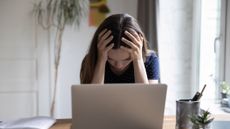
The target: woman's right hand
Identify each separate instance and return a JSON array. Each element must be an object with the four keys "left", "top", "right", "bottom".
[
  {"left": 97, "top": 29, "right": 114, "bottom": 63},
  {"left": 91, "top": 29, "right": 113, "bottom": 83}
]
